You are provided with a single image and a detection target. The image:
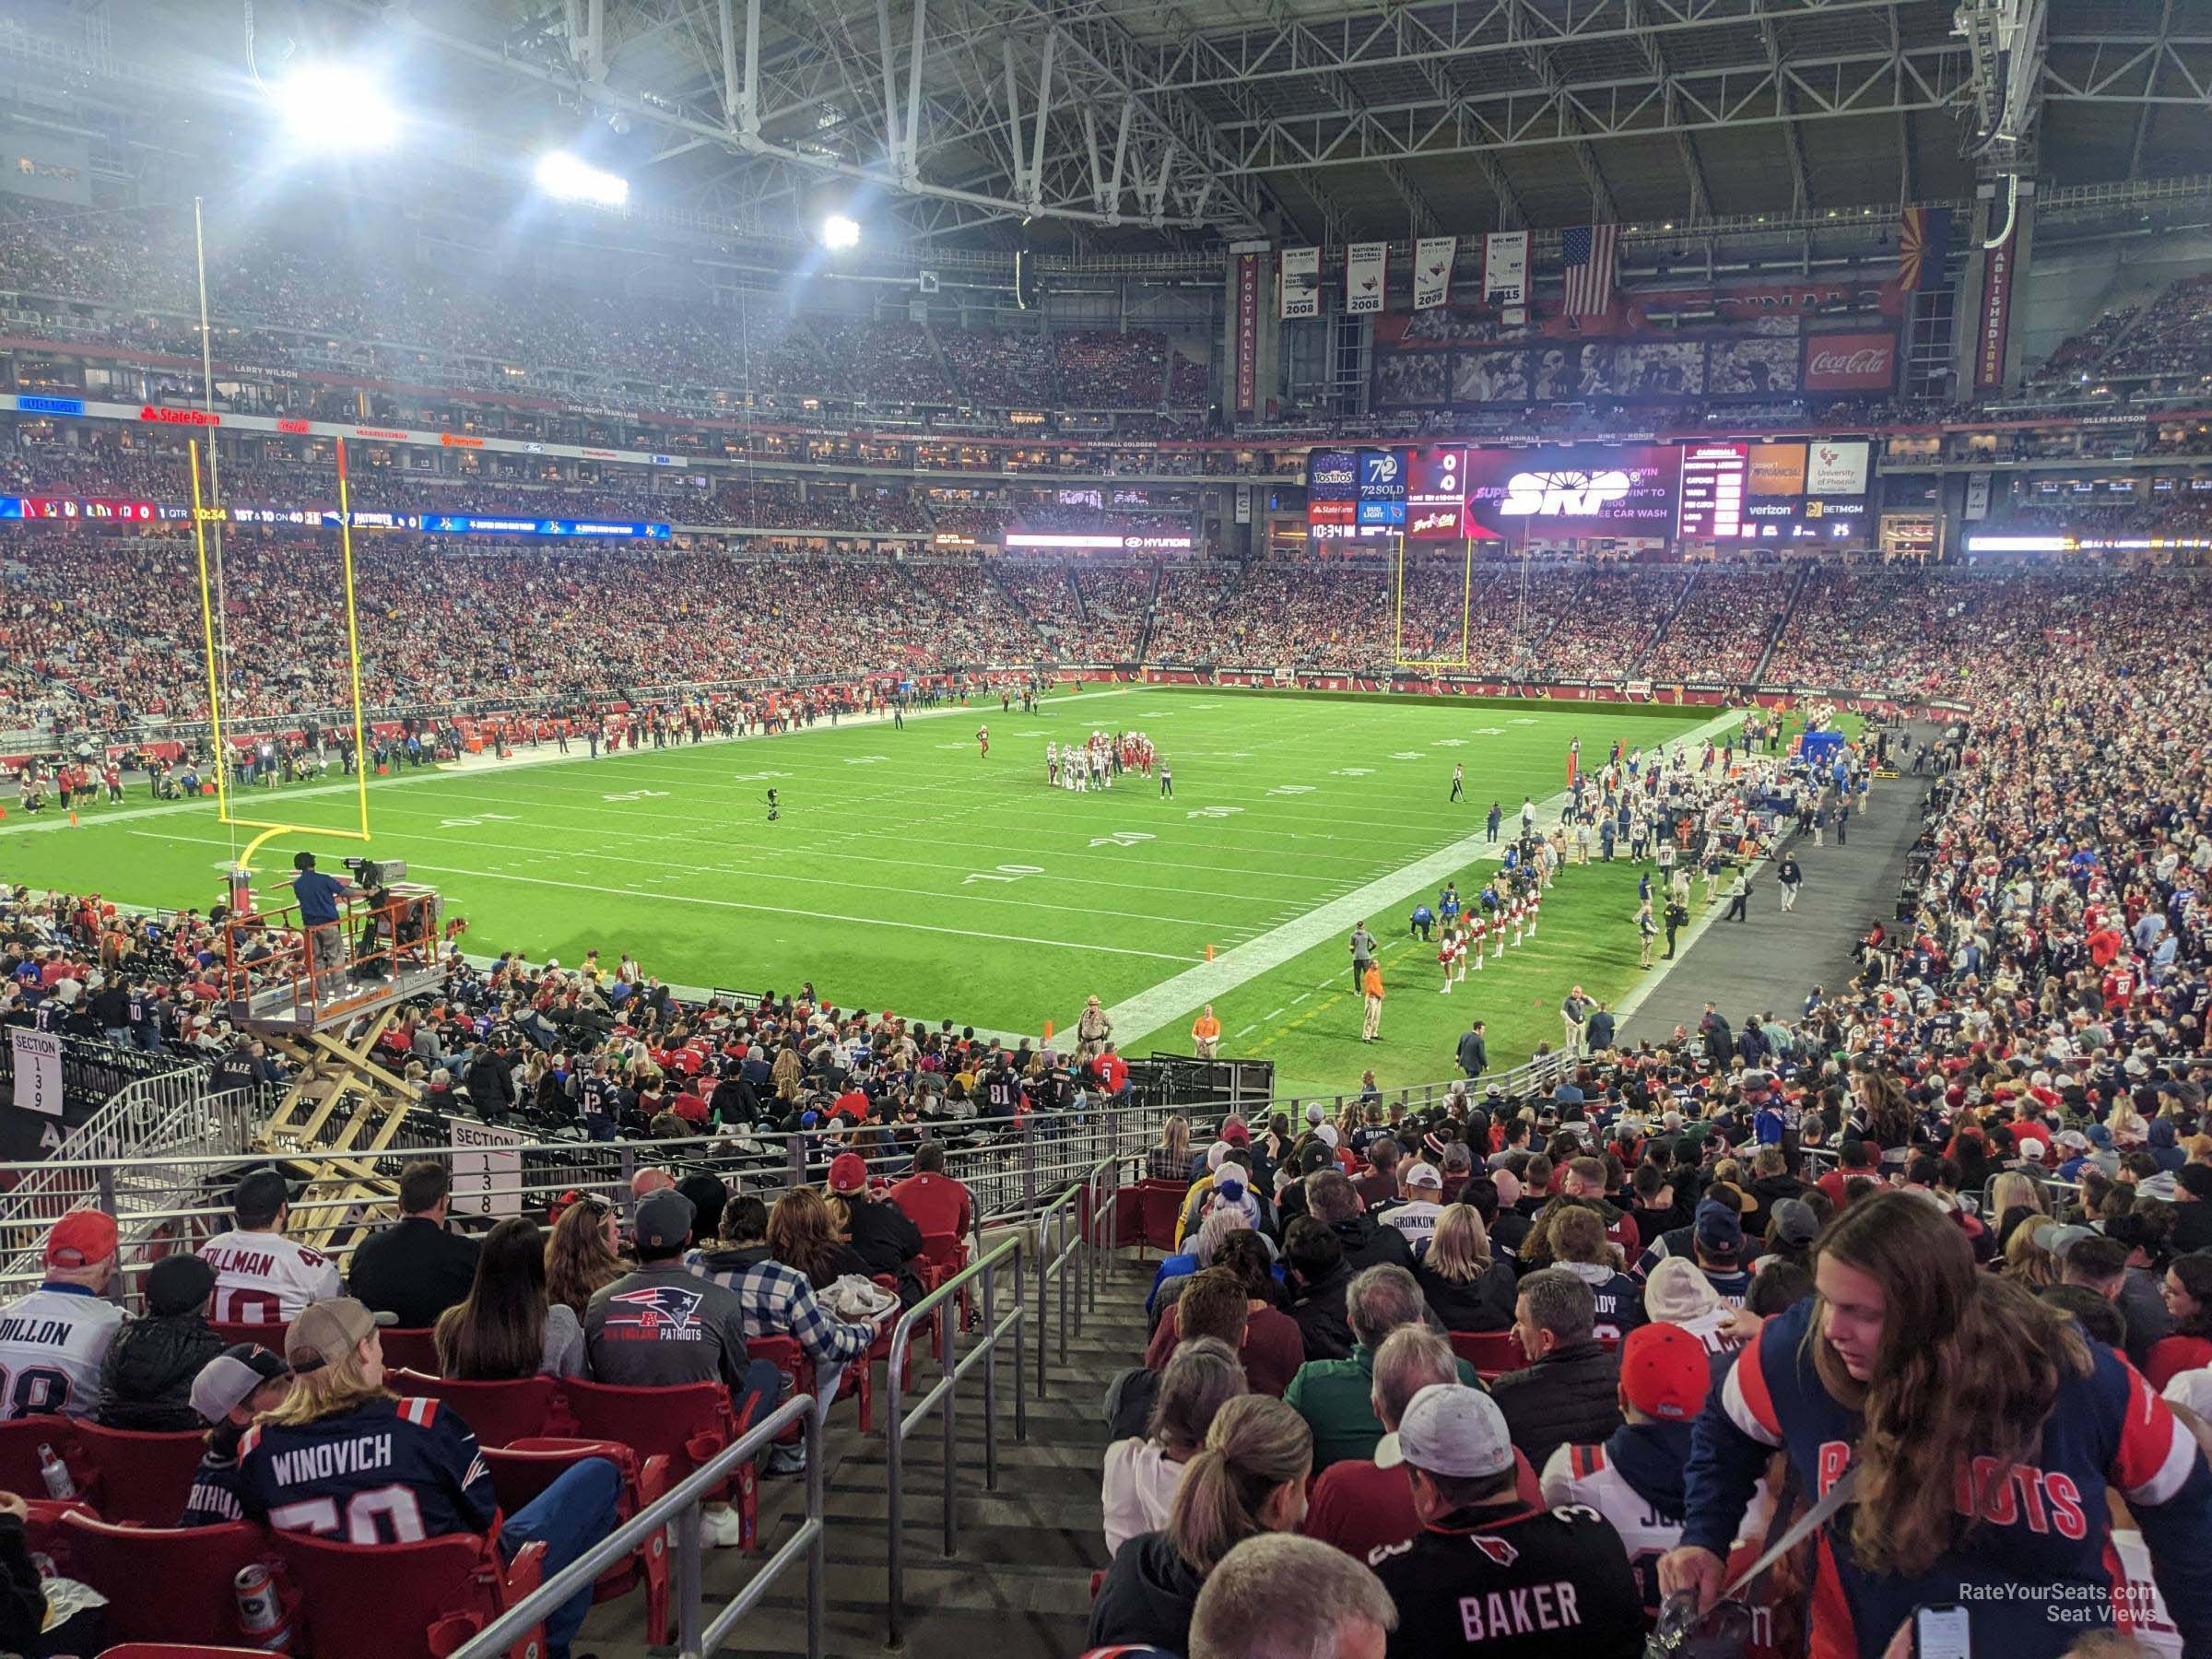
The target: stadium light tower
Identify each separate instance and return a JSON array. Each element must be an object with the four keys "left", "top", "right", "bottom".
[
  {"left": 821, "top": 213, "right": 862, "bottom": 252},
  {"left": 274, "top": 65, "right": 402, "bottom": 152},
  {"left": 535, "top": 151, "right": 630, "bottom": 209}
]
